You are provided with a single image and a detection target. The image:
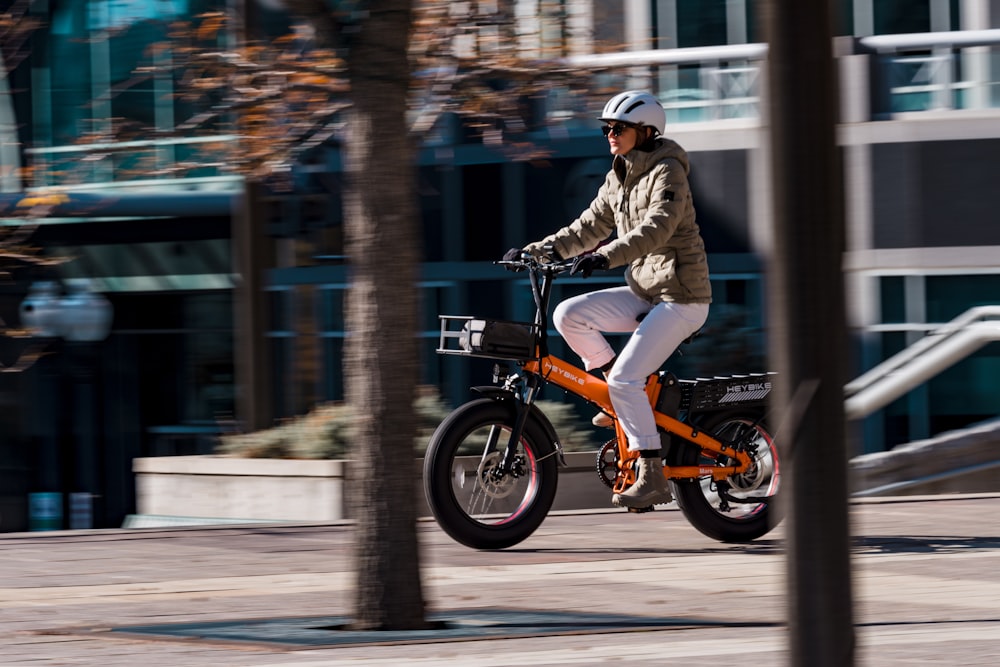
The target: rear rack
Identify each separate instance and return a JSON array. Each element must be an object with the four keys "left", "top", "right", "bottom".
[{"left": 437, "top": 316, "right": 540, "bottom": 361}]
